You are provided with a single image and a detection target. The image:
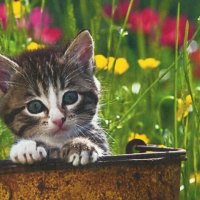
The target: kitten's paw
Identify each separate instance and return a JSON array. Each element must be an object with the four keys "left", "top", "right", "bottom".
[
  {"left": 60, "top": 137, "right": 104, "bottom": 166},
  {"left": 10, "top": 140, "right": 47, "bottom": 164}
]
